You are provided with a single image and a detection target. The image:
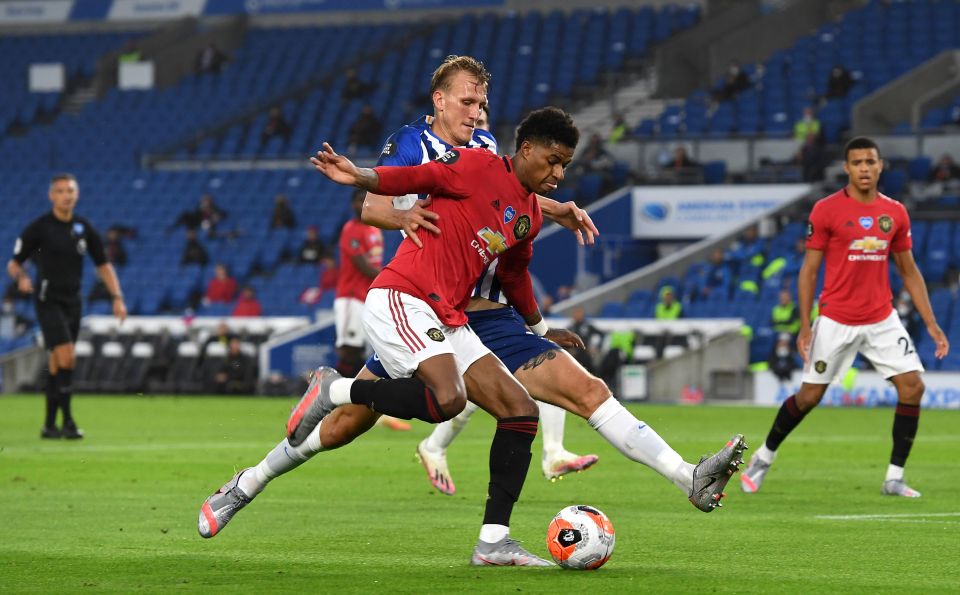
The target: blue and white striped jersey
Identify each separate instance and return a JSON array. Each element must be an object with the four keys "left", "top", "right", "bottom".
[{"left": 376, "top": 115, "right": 509, "bottom": 304}]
